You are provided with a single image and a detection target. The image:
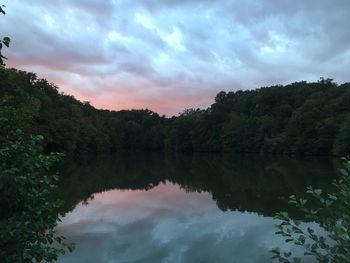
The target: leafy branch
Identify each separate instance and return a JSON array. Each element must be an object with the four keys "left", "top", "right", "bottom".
[
  {"left": 271, "top": 159, "right": 350, "bottom": 263},
  {"left": 0, "top": 4, "right": 10, "bottom": 65}
]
